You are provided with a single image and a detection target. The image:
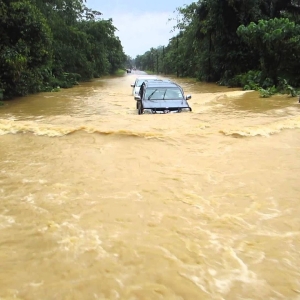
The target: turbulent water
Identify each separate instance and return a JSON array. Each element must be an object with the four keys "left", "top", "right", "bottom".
[{"left": 1, "top": 71, "right": 300, "bottom": 300}]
